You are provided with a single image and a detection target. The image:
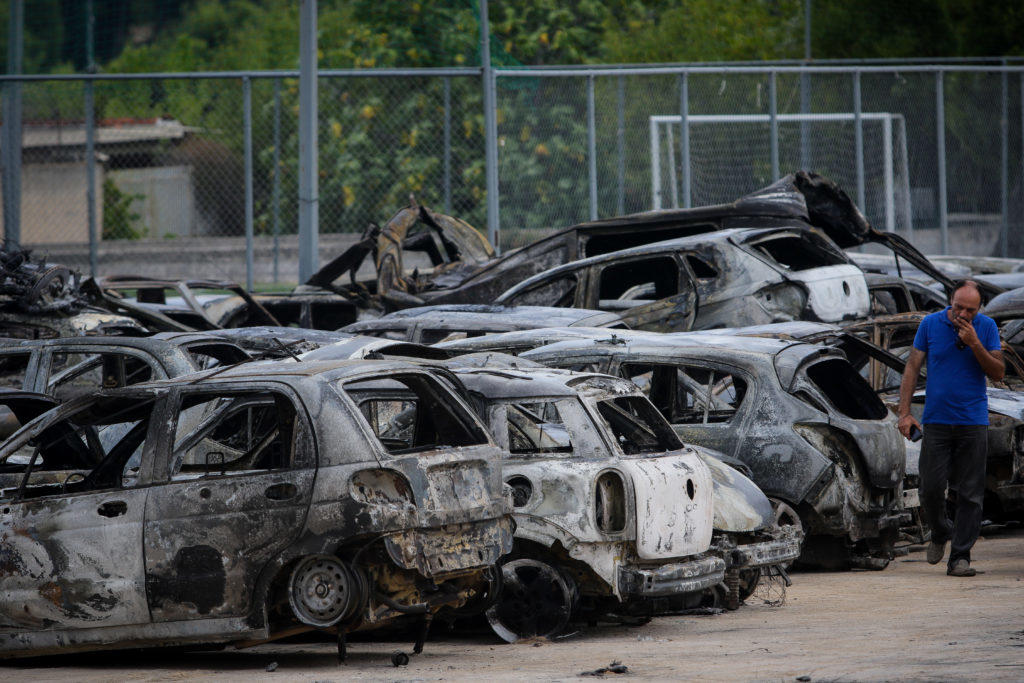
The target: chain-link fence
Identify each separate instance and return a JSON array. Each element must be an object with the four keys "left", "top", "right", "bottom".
[{"left": 1, "top": 63, "right": 1022, "bottom": 286}]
